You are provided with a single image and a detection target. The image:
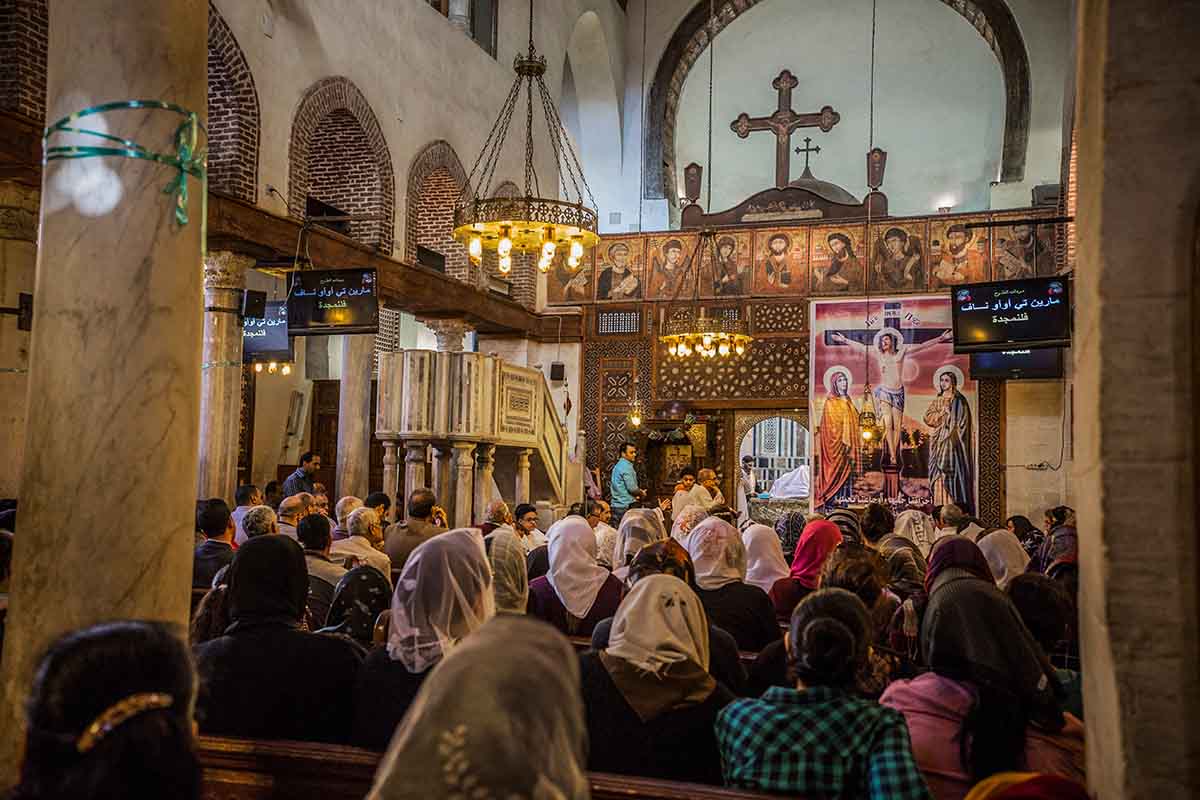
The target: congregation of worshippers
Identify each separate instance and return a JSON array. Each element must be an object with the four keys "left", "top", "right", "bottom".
[
  {"left": 0, "top": 465, "right": 1085, "bottom": 799},
  {"left": 1, "top": 0, "right": 1196, "bottom": 798}
]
